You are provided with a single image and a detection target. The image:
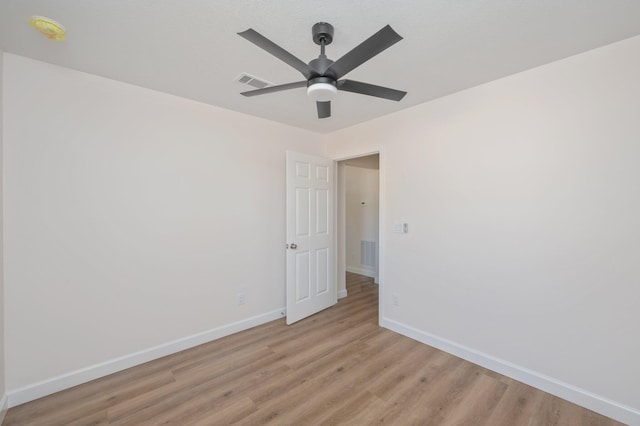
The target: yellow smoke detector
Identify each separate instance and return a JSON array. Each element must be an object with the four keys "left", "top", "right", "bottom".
[{"left": 29, "top": 16, "right": 66, "bottom": 41}]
